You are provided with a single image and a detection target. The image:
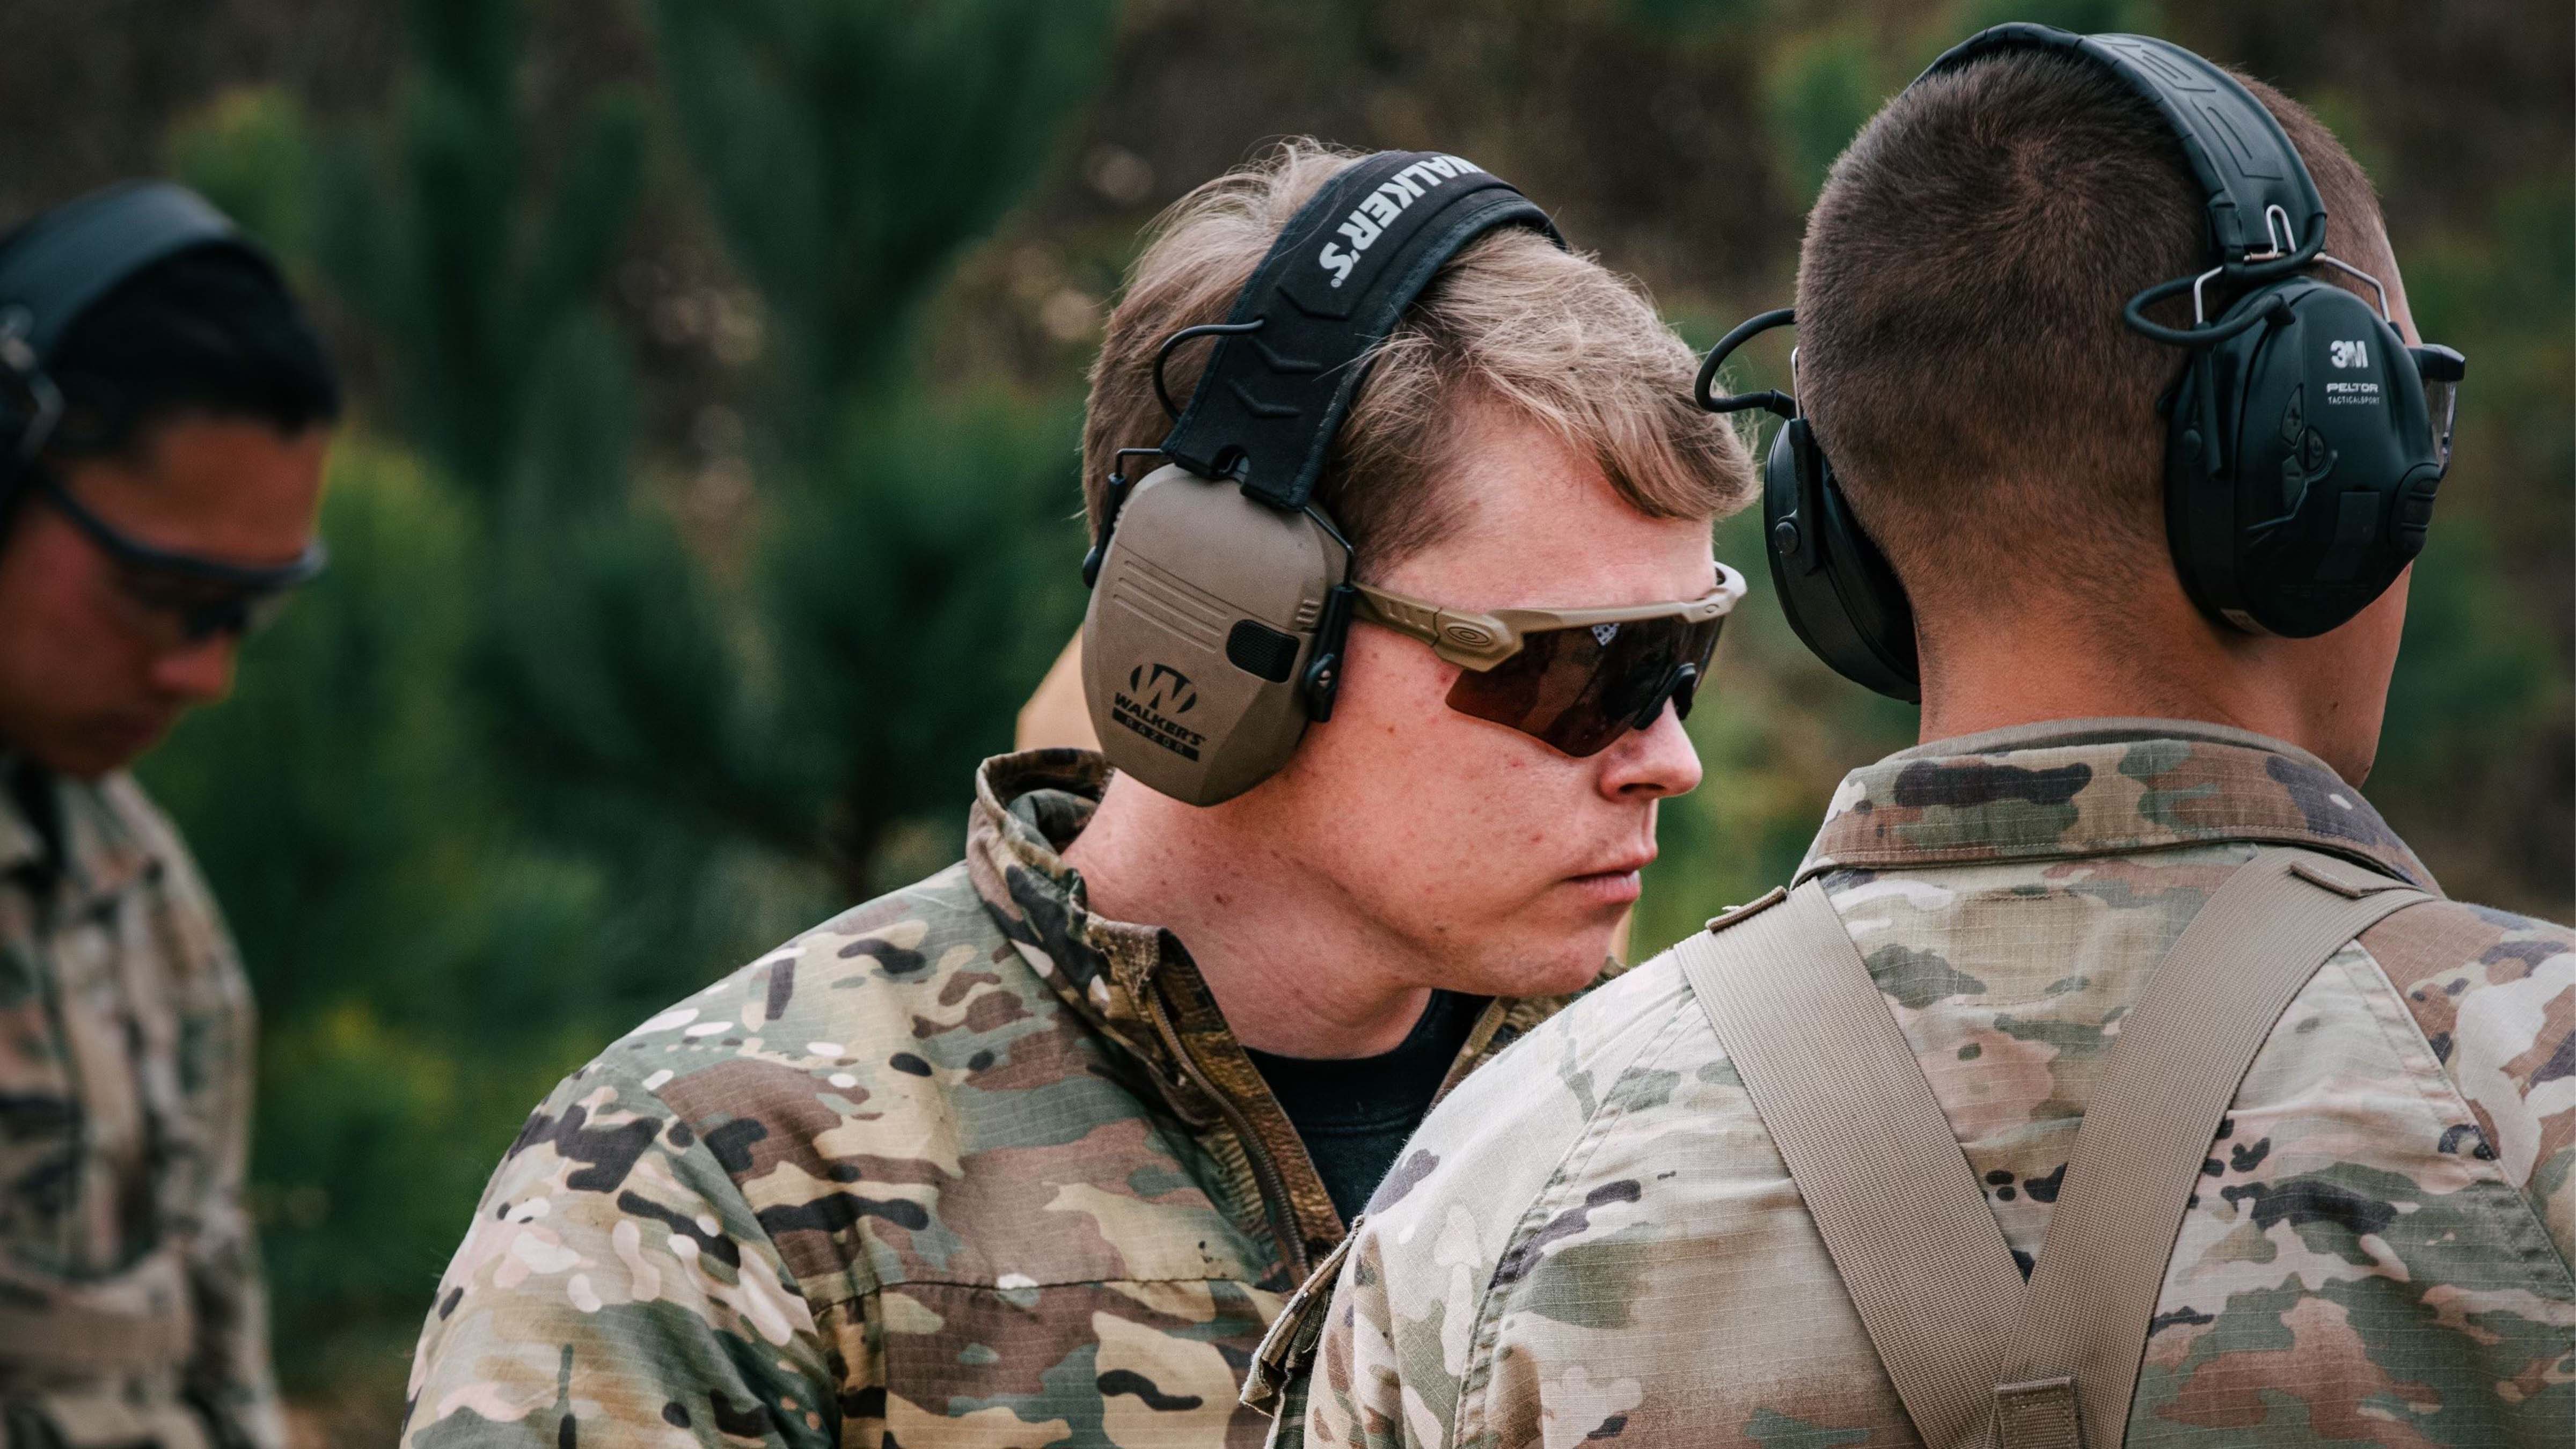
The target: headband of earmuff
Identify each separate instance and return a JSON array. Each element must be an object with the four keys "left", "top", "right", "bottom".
[
  {"left": 1158, "top": 151, "right": 1563, "bottom": 510},
  {"left": 1918, "top": 27, "right": 2324, "bottom": 280},
  {"left": 0, "top": 181, "right": 269, "bottom": 501},
  {"left": 0, "top": 182, "right": 254, "bottom": 357}
]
